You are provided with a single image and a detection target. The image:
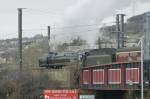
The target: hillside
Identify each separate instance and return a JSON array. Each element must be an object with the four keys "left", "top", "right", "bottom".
[{"left": 100, "top": 11, "right": 150, "bottom": 47}]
